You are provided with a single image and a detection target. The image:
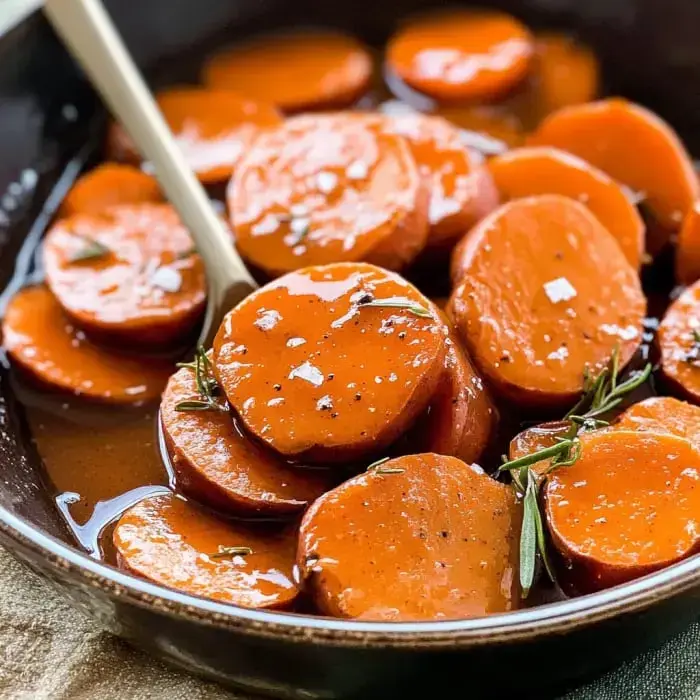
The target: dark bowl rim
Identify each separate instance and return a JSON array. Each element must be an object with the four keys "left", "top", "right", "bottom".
[{"left": 1, "top": 500, "right": 698, "bottom": 647}]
